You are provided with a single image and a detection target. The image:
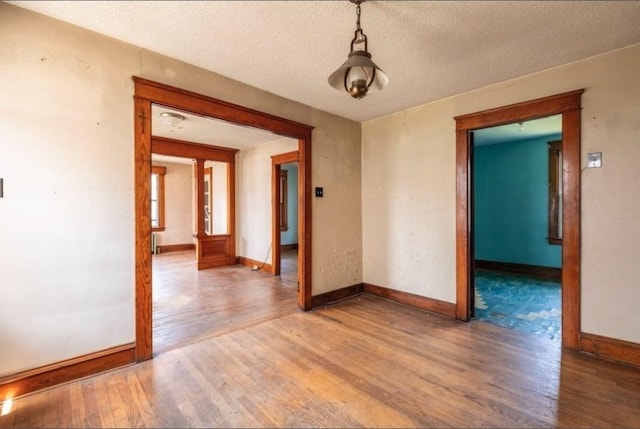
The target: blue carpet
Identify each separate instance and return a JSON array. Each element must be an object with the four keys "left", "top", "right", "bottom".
[{"left": 474, "top": 269, "right": 561, "bottom": 341}]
